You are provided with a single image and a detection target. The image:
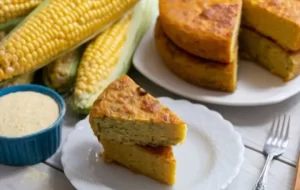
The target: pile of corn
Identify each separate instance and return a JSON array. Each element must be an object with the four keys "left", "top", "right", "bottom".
[{"left": 0, "top": 0, "right": 157, "bottom": 114}]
